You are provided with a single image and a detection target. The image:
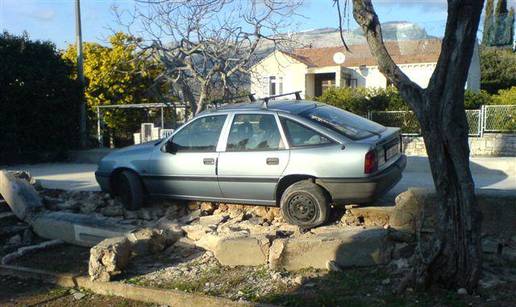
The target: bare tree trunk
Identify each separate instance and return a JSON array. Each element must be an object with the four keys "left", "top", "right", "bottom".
[
  {"left": 414, "top": 93, "right": 482, "bottom": 290},
  {"left": 195, "top": 83, "right": 209, "bottom": 115},
  {"left": 349, "top": 0, "right": 484, "bottom": 291}
]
